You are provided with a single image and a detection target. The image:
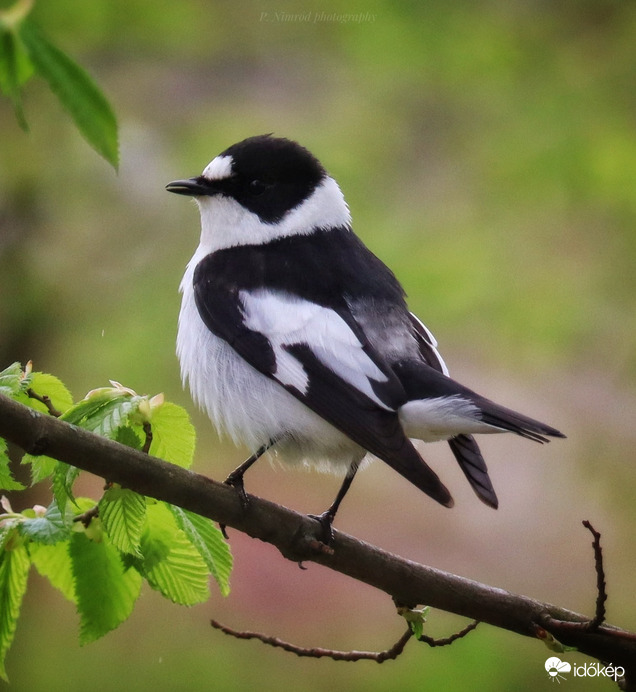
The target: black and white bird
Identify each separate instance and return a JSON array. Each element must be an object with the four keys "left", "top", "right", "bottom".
[{"left": 167, "top": 134, "right": 564, "bottom": 540}]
